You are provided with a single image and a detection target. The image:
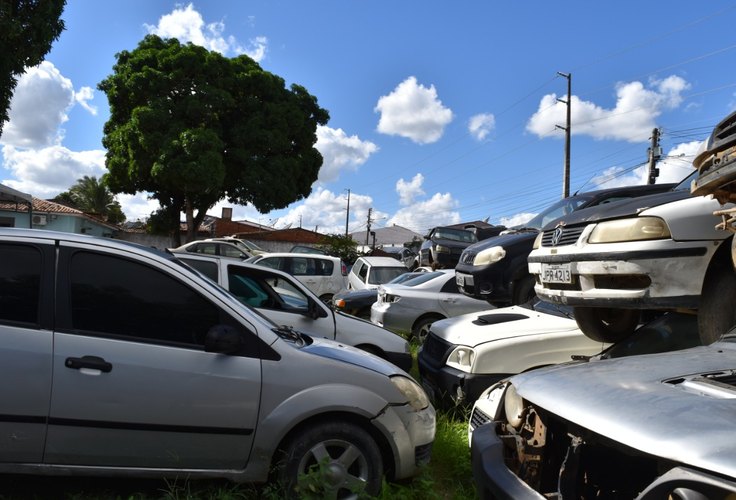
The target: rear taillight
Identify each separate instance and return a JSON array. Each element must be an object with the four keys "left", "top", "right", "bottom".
[{"left": 341, "top": 262, "right": 348, "bottom": 276}]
